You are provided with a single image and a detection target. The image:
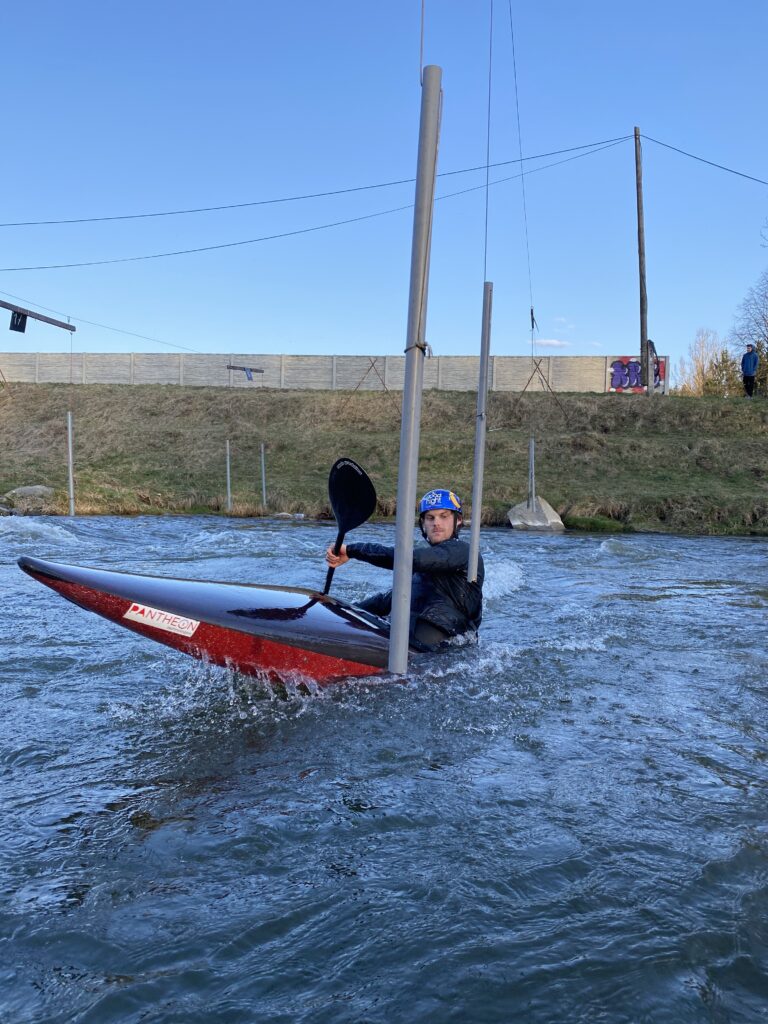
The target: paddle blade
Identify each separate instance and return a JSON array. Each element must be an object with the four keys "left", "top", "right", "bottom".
[
  {"left": 328, "top": 458, "right": 377, "bottom": 535},
  {"left": 323, "top": 459, "right": 377, "bottom": 596}
]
